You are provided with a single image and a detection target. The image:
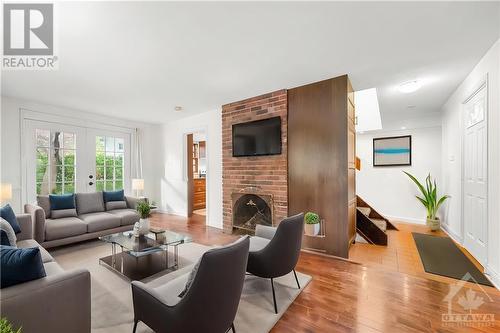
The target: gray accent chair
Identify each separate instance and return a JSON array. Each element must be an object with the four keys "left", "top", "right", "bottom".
[
  {"left": 1, "top": 213, "right": 91, "bottom": 333},
  {"left": 25, "top": 192, "right": 145, "bottom": 248},
  {"left": 131, "top": 236, "right": 250, "bottom": 333},
  {"left": 247, "top": 213, "right": 304, "bottom": 313}
]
